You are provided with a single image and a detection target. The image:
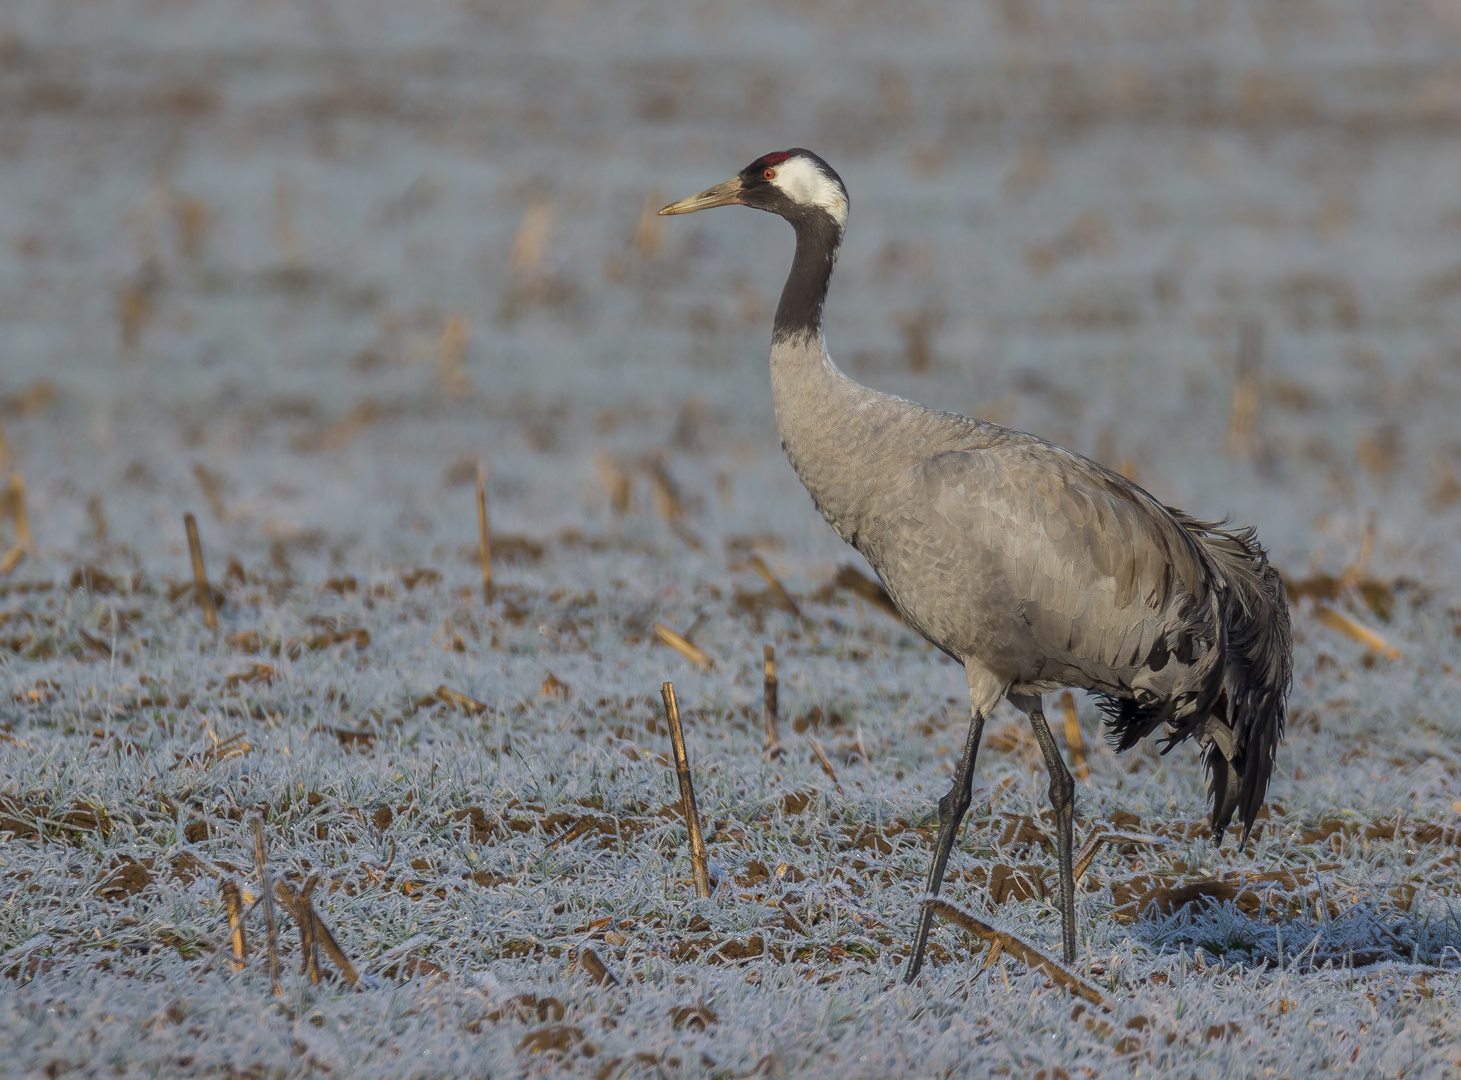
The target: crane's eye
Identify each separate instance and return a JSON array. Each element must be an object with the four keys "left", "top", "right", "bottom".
[{"left": 763, "top": 168, "right": 776, "bottom": 181}]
